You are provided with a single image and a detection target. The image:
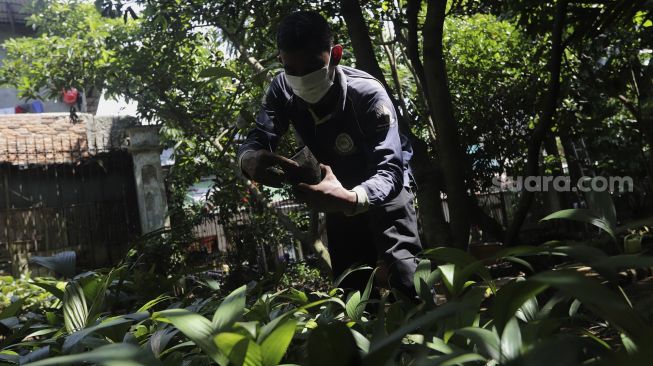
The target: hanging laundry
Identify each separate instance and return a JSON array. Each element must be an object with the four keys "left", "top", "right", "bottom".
[{"left": 31, "top": 100, "right": 44, "bottom": 113}]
